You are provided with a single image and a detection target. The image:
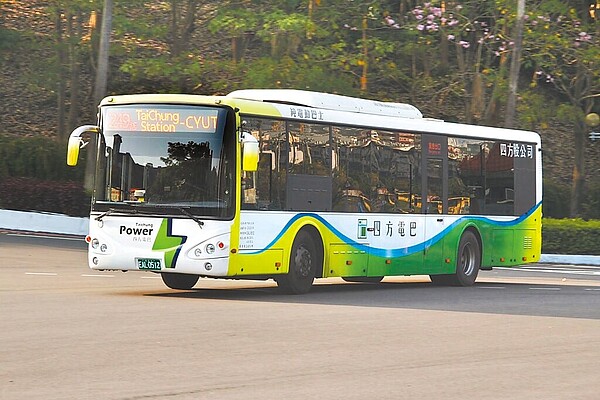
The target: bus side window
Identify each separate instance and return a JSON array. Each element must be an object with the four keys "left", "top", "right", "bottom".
[{"left": 256, "top": 152, "right": 273, "bottom": 210}]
